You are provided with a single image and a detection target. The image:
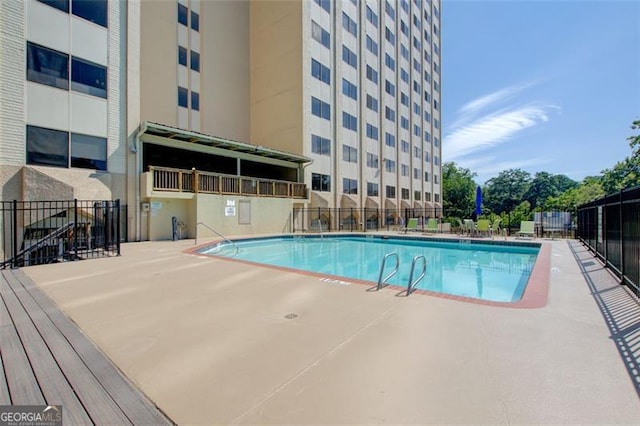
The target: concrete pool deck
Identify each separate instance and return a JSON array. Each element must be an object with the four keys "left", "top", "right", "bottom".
[{"left": 22, "top": 236, "right": 640, "bottom": 424}]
